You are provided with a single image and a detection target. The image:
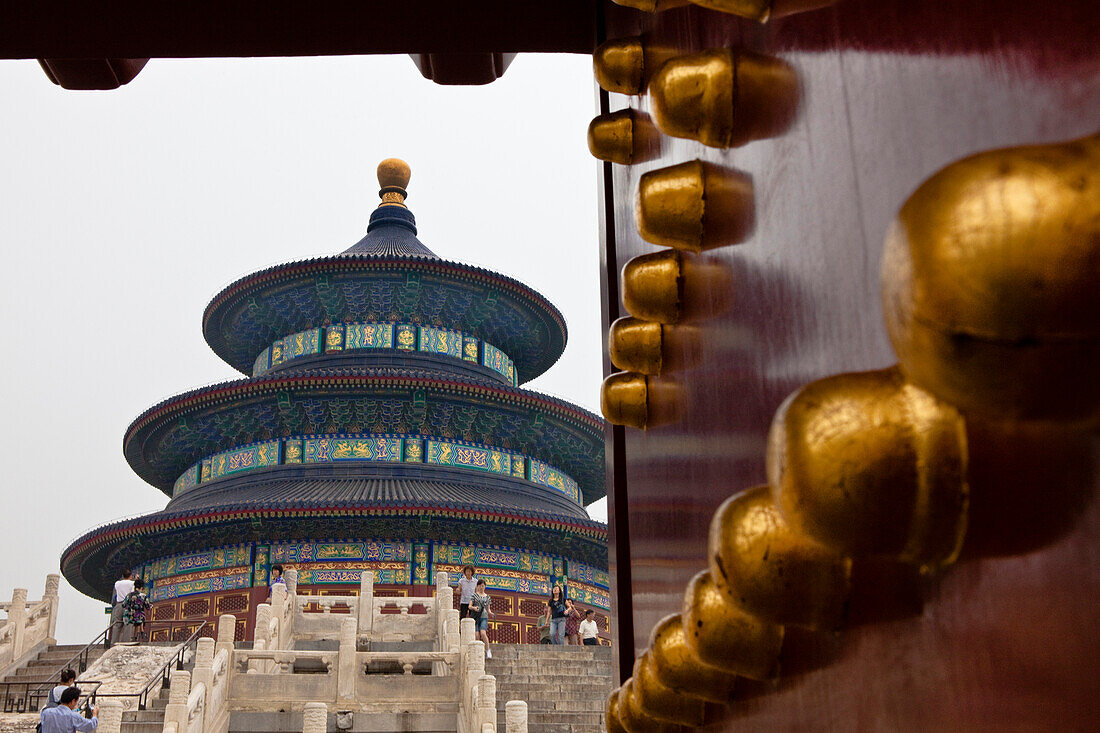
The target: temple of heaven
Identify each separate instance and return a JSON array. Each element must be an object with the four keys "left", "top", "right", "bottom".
[{"left": 60, "top": 159, "right": 609, "bottom": 644}]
